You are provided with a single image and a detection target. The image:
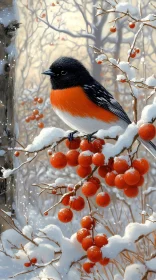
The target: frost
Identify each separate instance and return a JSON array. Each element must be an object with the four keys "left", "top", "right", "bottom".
[
  {"left": 80, "top": 150, "right": 93, "bottom": 156},
  {"left": 145, "top": 74, "right": 156, "bottom": 86},
  {"left": 115, "top": 3, "right": 138, "bottom": 15},
  {"left": 124, "top": 264, "right": 147, "bottom": 280}
]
